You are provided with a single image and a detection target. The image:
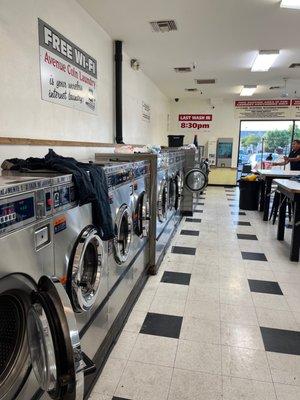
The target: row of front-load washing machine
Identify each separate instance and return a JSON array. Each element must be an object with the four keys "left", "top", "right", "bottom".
[{"left": 0, "top": 148, "right": 208, "bottom": 400}]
